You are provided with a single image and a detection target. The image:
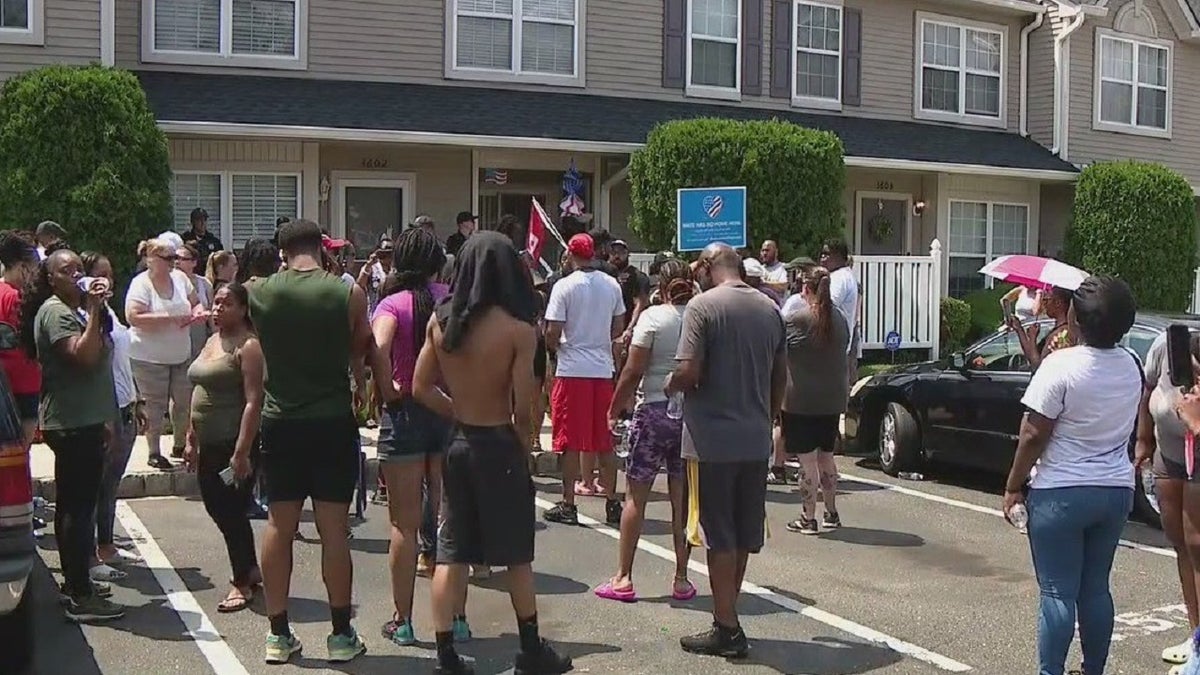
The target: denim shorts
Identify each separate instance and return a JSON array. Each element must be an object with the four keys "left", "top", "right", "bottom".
[{"left": 378, "top": 398, "right": 450, "bottom": 463}]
